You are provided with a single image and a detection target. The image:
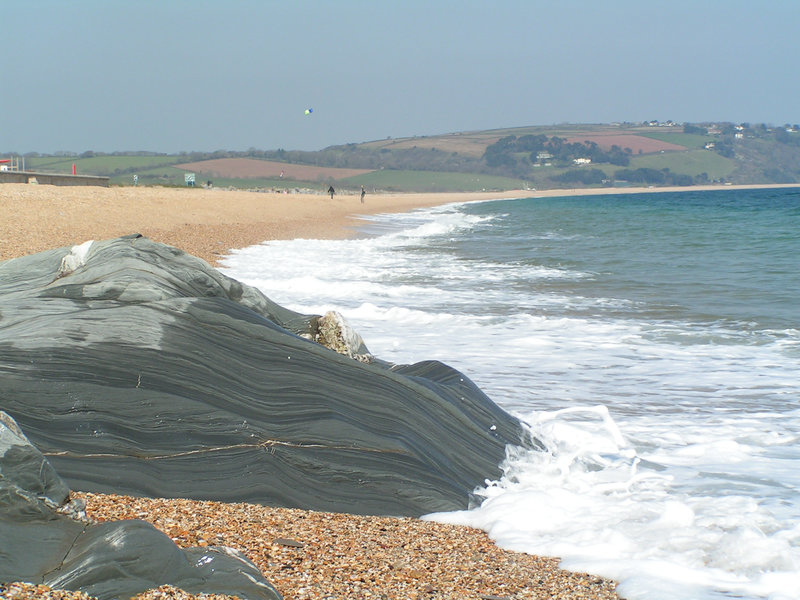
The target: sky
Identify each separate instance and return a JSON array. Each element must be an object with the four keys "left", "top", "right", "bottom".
[{"left": 2, "top": 0, "right": 798, "bottom": 154}]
